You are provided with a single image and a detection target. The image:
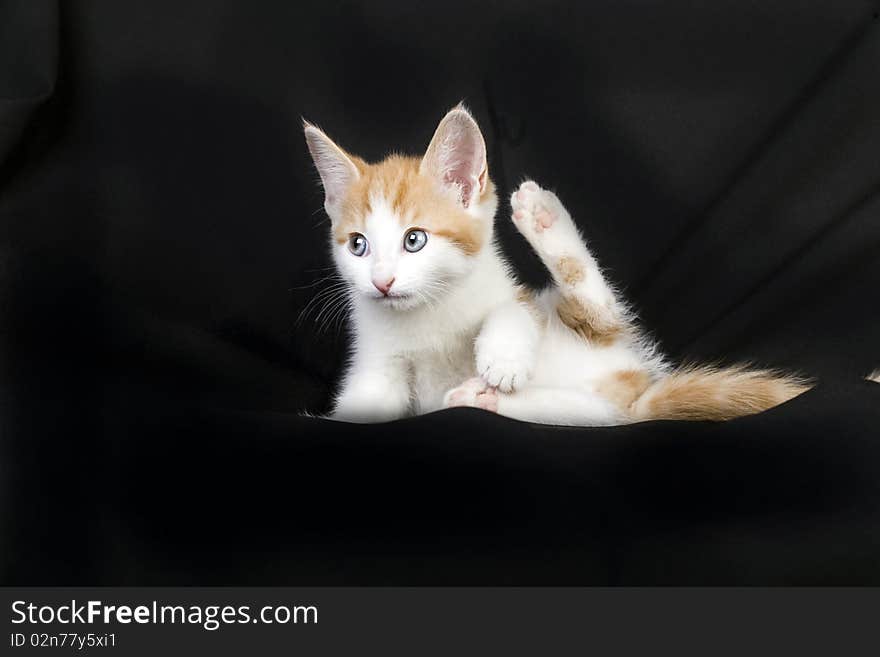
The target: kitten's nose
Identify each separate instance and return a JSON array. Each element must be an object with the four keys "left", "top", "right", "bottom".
[{"left": 372, "top": 277, "right": 395, "bottom": 295}]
